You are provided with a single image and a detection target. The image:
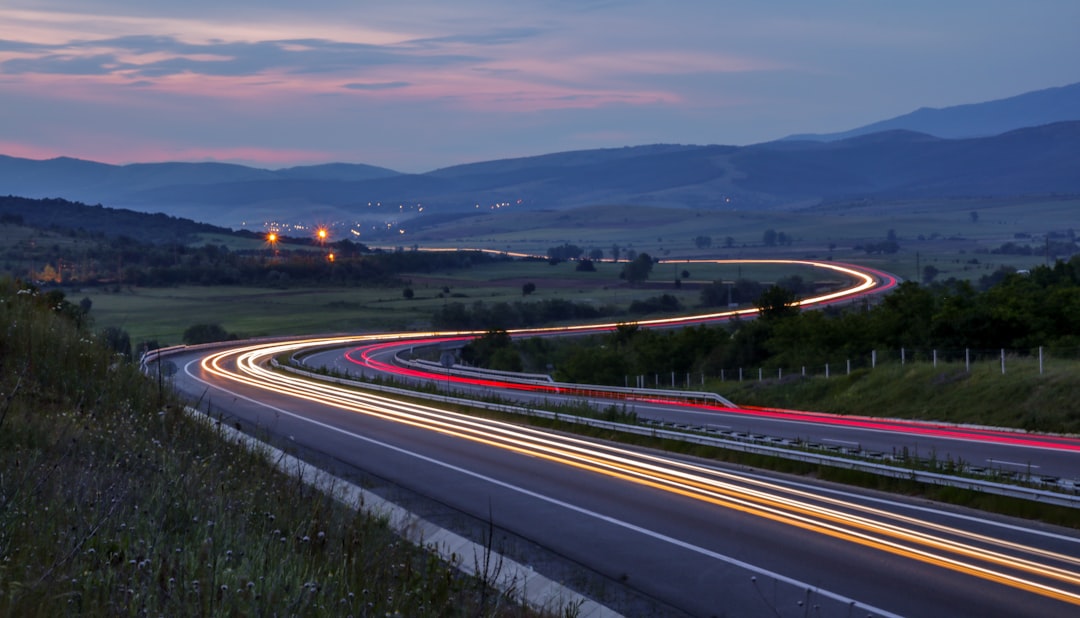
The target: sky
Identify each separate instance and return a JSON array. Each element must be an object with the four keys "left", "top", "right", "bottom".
[{"left": 2, "top": 1, "right": 1078, "bottom": 173}]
